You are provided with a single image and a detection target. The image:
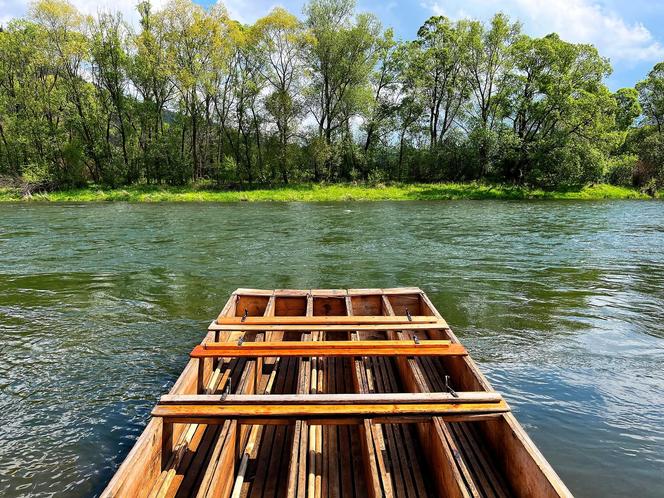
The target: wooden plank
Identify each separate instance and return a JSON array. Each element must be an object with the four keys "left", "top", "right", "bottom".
[
  {"left": 247, "top": 355, "right": 295, "bottom": 498},
  {"left": 230, "top": 302, "right": 278, "bottom": 498},
  {"left": 198, "top": 339, "right": 454, "bottom": 349},
  {"left": 104, "top": 288, "right": 571, "bottom": 498},
  {"left": 192, "top": 293, "right": 274, "bottom": 498},
  {"left": 154, "top": 414, "right": 507, "bottom": 426},
  {"left": 273, "top": 361, "right": 300, "bottom": 496},
  {"left": 346, "top": 294, "right": 386, "bottom": 498},
  {"left": 348, "top": 287, "right": 422, "bottom": 296},
  {"left": 176, "top": 425, "right": 223, "bottom": 497},
  {"left": 288, "top": 335, "right": 312, "bottom": 498},
  {"left": 208, "top": 322, "right": 449, "bottom": 332},
  {"left": 197, "top": 420, "right": 237, "bottom": 498},
  {"left": 216, "top": 315, "right": 438, "bottom": 325},
  {"left": 191, "top": 341, "right": 465, "bottom": 359},
  {"left": 314, "top": 333, "right": 324, "bottom": 498},
  {"left": 327, "top": 357, "right": 339, "bottom": 498},
  {"left": 372, "top": 351, "right": 426, "bottom": 498},
  {"left": 380, "top": 292, "right": 476, "bottom": 498},
  {"left": 369, "top": 355, "right": 405, "bottom": 498},
  {"left": 449, "top": 422, "right": 501, "bottom": 498},
  {"left": 160, "top": 392, "right": 503, "bottom": 405}
]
